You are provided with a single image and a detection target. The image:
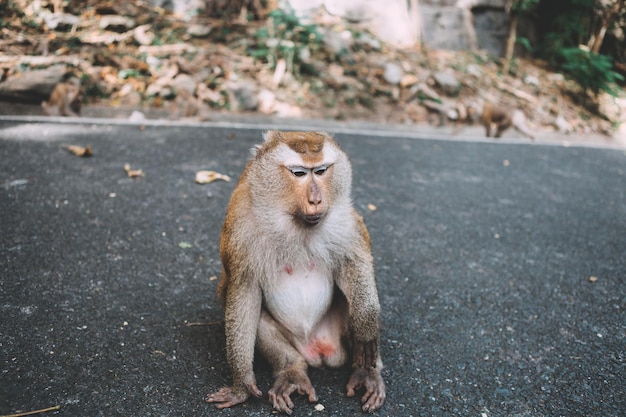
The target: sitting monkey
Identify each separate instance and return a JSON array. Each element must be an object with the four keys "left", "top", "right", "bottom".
[
  {"left": 41, "top": 76, "right": 83, "bottom": 117},
  {"left": 206, "top": 131, "right": 386, "bottom": 414}
]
